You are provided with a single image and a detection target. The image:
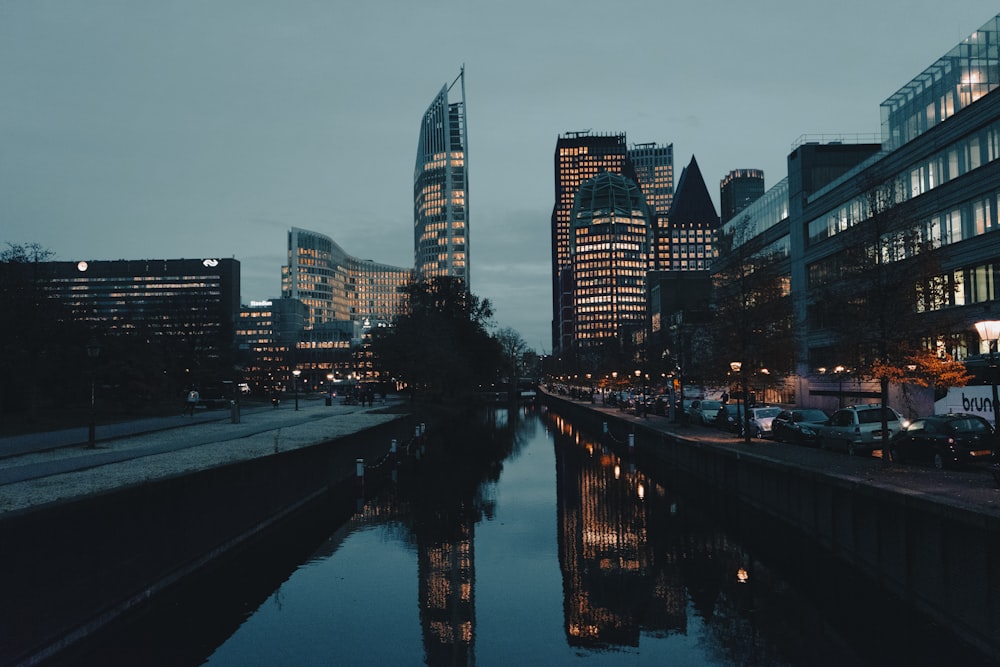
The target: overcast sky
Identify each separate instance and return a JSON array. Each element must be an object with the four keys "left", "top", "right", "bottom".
[{"left": 2, "top": 2, "right": 998, "bottom": 351}]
